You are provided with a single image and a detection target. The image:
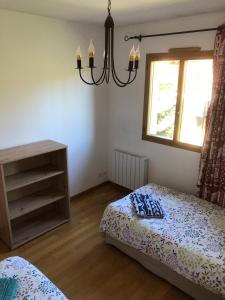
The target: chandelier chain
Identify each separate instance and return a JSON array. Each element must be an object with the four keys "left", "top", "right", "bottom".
[{"left": 108, "top": 0, "right": 111, "bottom": 14}]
